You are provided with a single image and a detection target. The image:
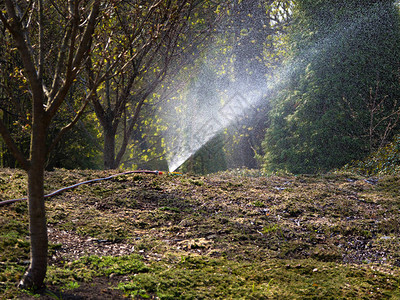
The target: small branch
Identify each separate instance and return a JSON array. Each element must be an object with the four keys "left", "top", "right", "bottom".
[
  {"left": 49, "top": 23, "right": 72, "bottom": 100},
  {"left": 38, "top": 0, "right": 44, "bottom": 83},
  {"left": 48, "top": 0, "right": 68, "bottom": 20},
  {"left": 0, "top": 12, "right": 12, "bottom": 32}
]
